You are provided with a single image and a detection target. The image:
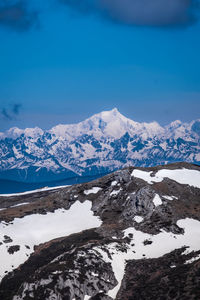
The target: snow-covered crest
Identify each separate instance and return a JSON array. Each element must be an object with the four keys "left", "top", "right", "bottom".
[
  {"left": 49, "top": 107, "right": 164, "bottom": 139},
  {"left": 0, "top": 108, "right": 194, "bottom": 140}
]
